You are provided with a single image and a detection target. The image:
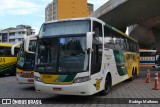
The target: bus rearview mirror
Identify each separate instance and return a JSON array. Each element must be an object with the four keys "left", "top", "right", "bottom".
[
  {"left": 86, "top": 32, "right": 94, "bottom": 49},
  {"left": 24, "top": 37, "right": 35, "bottom": 54},
  {"left": 11, "top": 42, "right": 22, "bottom": 55}
]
